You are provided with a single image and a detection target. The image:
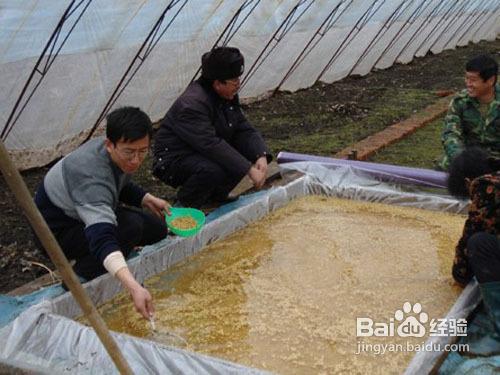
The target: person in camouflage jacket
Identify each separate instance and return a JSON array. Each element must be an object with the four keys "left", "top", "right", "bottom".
[
  {"left": 439, "top": 55, "right": 499, "bottom": 170},
  {"left": 447, "top": 147, "right": 500, "bottom": 356},
  {"left": 450, "top": 167, "right": 500, "bottom": 286}
]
